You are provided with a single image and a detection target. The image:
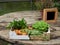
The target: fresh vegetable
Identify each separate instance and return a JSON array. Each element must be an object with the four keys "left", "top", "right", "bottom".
[
  {"left": 15, "top": 30, "right": 22, "bottom": 35},
  {"left": 24, "top": 29, "right": 43, "bottom": 36},
  {"left": 7, "top": 18, "right": 27, "bottom": 29},
  {"left": 32, "top": 21, "right": 49, "bottom": 32},
  {"left": 15, "top": 29, "right": 27, "bottom": 35}
]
